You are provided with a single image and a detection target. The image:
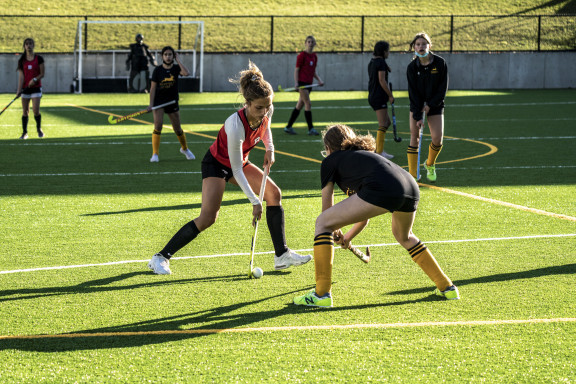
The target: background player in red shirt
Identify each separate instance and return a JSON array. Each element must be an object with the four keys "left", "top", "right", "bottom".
[
  {"left": 284, "top": 36, "right": 324, "bottom": 136},
  {"left": 17, "top": 38, "right": 45, "bottom": 140},
  {"left": 148, "top": 61, "right": 312, "bottom": 275}
]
